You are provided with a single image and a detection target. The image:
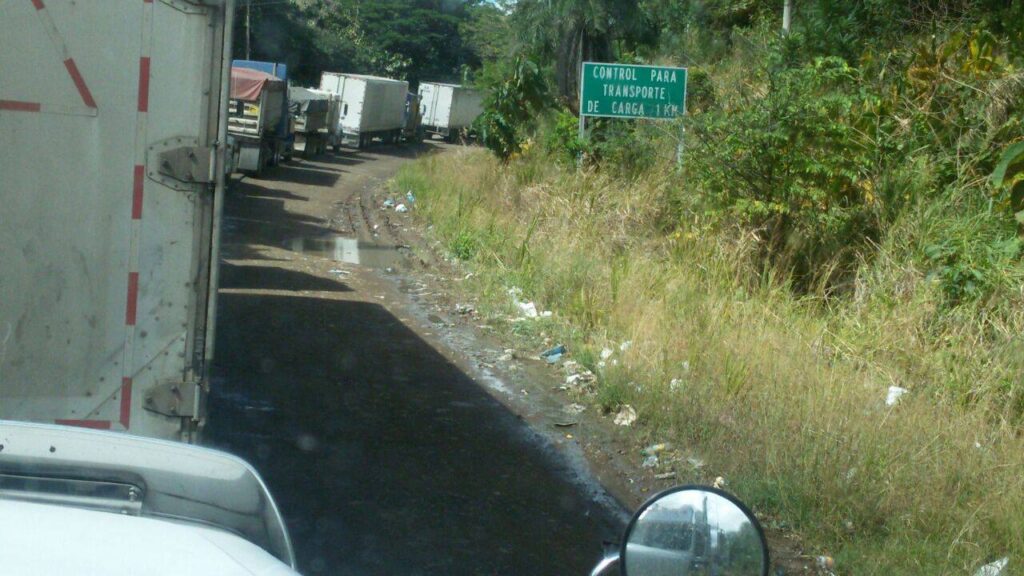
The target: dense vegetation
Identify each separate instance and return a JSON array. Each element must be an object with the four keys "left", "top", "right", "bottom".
[{"left": 392, "top": 1, "right": 1024, "bottom": 574}]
